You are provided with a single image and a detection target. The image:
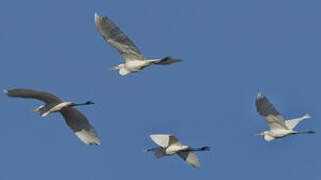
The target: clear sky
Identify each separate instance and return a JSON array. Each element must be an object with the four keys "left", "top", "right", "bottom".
[{"left": 1, "top": 0, "right": 320, "bottom": 179}]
